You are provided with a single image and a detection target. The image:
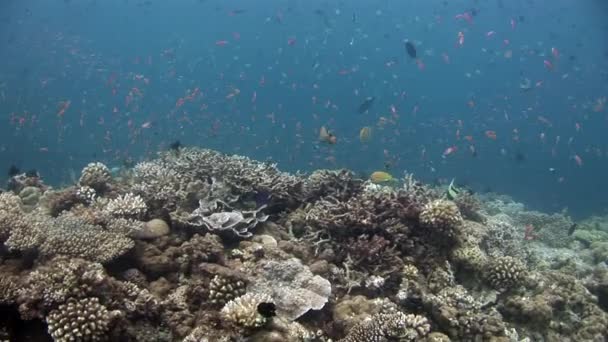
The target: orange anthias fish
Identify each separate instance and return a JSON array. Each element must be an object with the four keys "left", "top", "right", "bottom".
[
  {"left": 319, "top": 126, "right": 337, "bottom": 144},
  {"left": 485, "top": 130, "right": 497, "bottom": 140},
  {"left": 359, "top": 126, "right": 372, "bottom": 143}
]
